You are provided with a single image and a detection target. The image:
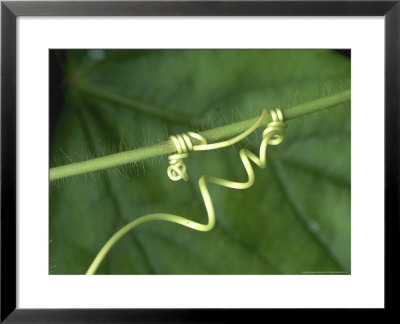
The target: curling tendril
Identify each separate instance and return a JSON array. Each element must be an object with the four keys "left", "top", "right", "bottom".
[{"left": 86, "top": 108, "right": 287, "bottom": 275}]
